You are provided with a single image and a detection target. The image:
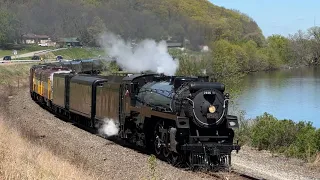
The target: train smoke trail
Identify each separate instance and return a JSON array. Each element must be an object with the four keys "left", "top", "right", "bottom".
[
  {"left": 98, "top": 118, "right": 119, "bottom": 137},
  {"left": 98, "top": 32, "right": 179, "bottom": 76}
]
